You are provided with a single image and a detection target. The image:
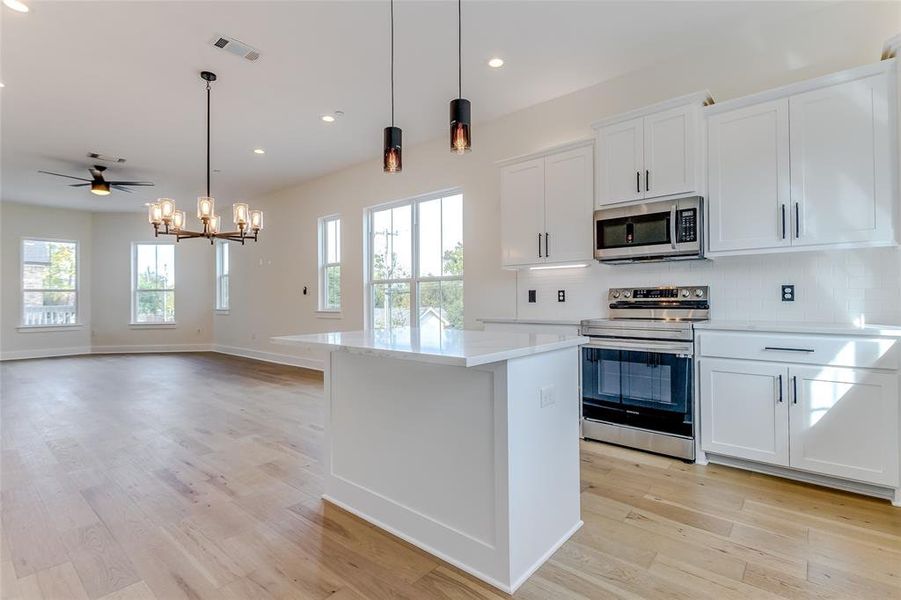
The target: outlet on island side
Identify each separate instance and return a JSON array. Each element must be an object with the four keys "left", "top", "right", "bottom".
[
  {"left": 557, "top": 290, "right": 566, "bottom": 302},
  {"left": 782, "top": 284, "right": 795, "bottom": 302},
  {"left": 528, "top": 290, "right": 536, "bottom": 303}
]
